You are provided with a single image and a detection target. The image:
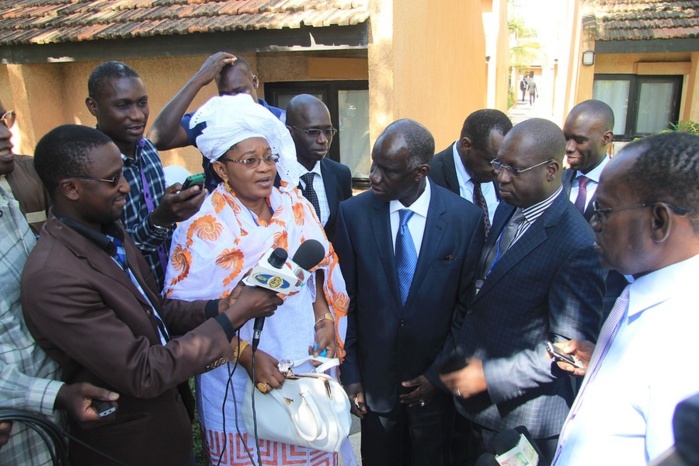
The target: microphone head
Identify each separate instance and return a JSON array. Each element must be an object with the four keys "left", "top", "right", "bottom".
[
  {"left": 267, "top": 248, "right": 288, "bottom": 268},
  {"left": 291, "top": 239, "right": 325, "bottom": 271},
  {"left": 493, "top": 429, "right": 522, "bottom": 455},
  {"left": 475, "top": 452, "right": 500, "bottom": 466}
]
